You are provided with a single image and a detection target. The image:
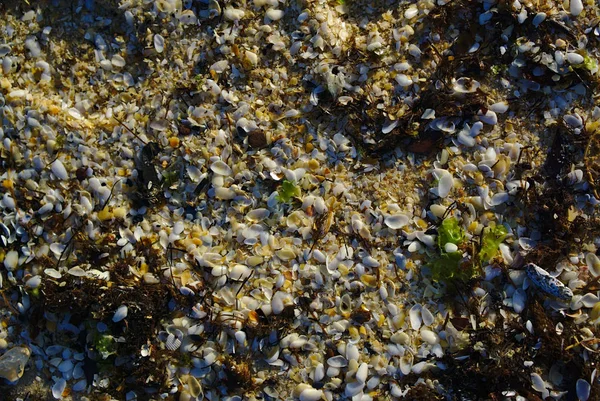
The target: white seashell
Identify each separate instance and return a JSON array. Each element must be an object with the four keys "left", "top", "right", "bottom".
[
  {"left": 4, "top": 250, "right": 19, "bottom": 271},
  {"left": 384, "top": 214, "right": 409, "bottom": 229},
  {"left": 531, "top": 373, "right": 548, "bottom": 398},
  {"left": 404, "top": 6, "right": 418, "bottom": 19},
  {"left": 478, "top": 110, "right": 498, "bottom": 125},
  {"left": 112, "top": 305, "right": 128, "bottom": 323},
  {"left": 576, "top": 379, "right": 590, "bottom": 401},
  {"left": 66, "top": 266, "right": 85, "bottom": 277},
  {"left": 434, "top": 169, "right": 453, "bottom": 198},
  {"left": 230, "top": 264, "right": 250, "bottom": 280},
  {"left": 265, "top": 8, "right": 284, "bottom": 21},
  {"left": 453, "top": 77, "right": 480, "bottom": 93},
  {"left": 246, "top": 208, "right": 270, "bottom": 221},
  {"left": 421, "top": 329, "right": 439, "bottom": 344},
  {"left": 154, "top": 34, "right": 164, "bottom": 53},
  {"left": 412, "top": 361, "right": 432, "bottom": 374},
  {"left": 346, "top": 343, "right": 359, "bottom": 362},
  {"left": 570, "top": 0, "right": 584, "bottom": 16},
  {"left": 210, "top": 160, "right": 232, "bottom": 176},
  {"left": 314, "top": 363, "right": 325, "bottom": 382},
  {"left": 489, "top": 102, "right": 509, "bottom": 113},
  {"left": 400, "top": 355, "right": 413, "bottom": 375},
  {"left": 52, "top": 378, "right": 67, "bottom": 399},
  {"left": 299, "top": 388, "right": 324, "bottom": 401},
  {"left": 586, "top": 253, "right": 600, "bottom": 277},
  {"left": 409, "top": 304, "right": 422, "bottom": 330},
  {"left": 382, "top": 119, "right": 399, "bottom": 134},
  {"left": 458, "top": 130, "right": 476, "bottom": 147},
  {"left": 566, "top": 53, "right": 584, "bottom": 65},
  {"left": 166, "top": 330, "right": 183, "bottom": 351},
  {"left": 395, "top": 74, "right": 412, "bottom": 87},
  {"left": 51, "top": 160, "right": 68, "bottom": 180},
  {"left": 421, "top": 306, "right": 435, "bottom": 326},
  {"left": 564, "top": 114, "right": 583, "bottom": 127},
  {"left": 580, "top": 293, "right": 599, "bottom": 307},
  {"left": 344, "top": 380, "right": 365, "bottom": 397},
  {"left": 513, "top": 289, "right": 526, "bottom": 313},
  {"left": 271, "top": 292, "right": 285, "bottom": 314},
  {"left": 490, "top": 192, "right": 509, "bottom": 206},
  {"left": 444, "top": 243, "right": 458, "bottom": 253},
  {"left": 25, "top": 275, "right": 42, "bottom": 288},
  {"left": 327, "top": 355, "right": 348, "bottom": 368},
  {"left": 223, "top": 7, "right": 245, "bottom": 20},
  {"left": 2, "top": 193, "right": 16, "bottom": 210},
  {"left": 356, "top": 362, "right": 368, "bottom": 383},
  {"left": 44, "top": 268, "right": 62, "bottom": 279}
]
